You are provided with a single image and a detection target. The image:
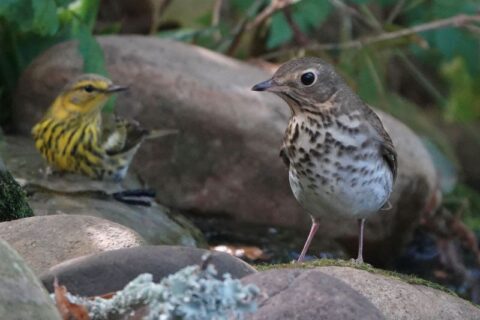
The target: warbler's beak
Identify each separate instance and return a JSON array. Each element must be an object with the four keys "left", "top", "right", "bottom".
[
  {"left": 252, "top": 79, "right": 274, "bottom": 92},
  {"left": 106, "top": 84, "right": 129, "bottom": 93}
]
